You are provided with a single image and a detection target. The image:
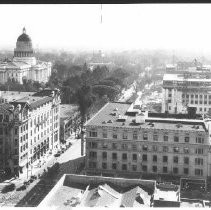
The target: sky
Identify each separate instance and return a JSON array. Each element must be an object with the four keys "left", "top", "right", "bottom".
[{"left": 0, "top": 4, "right": 211, "bottom": 54}]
